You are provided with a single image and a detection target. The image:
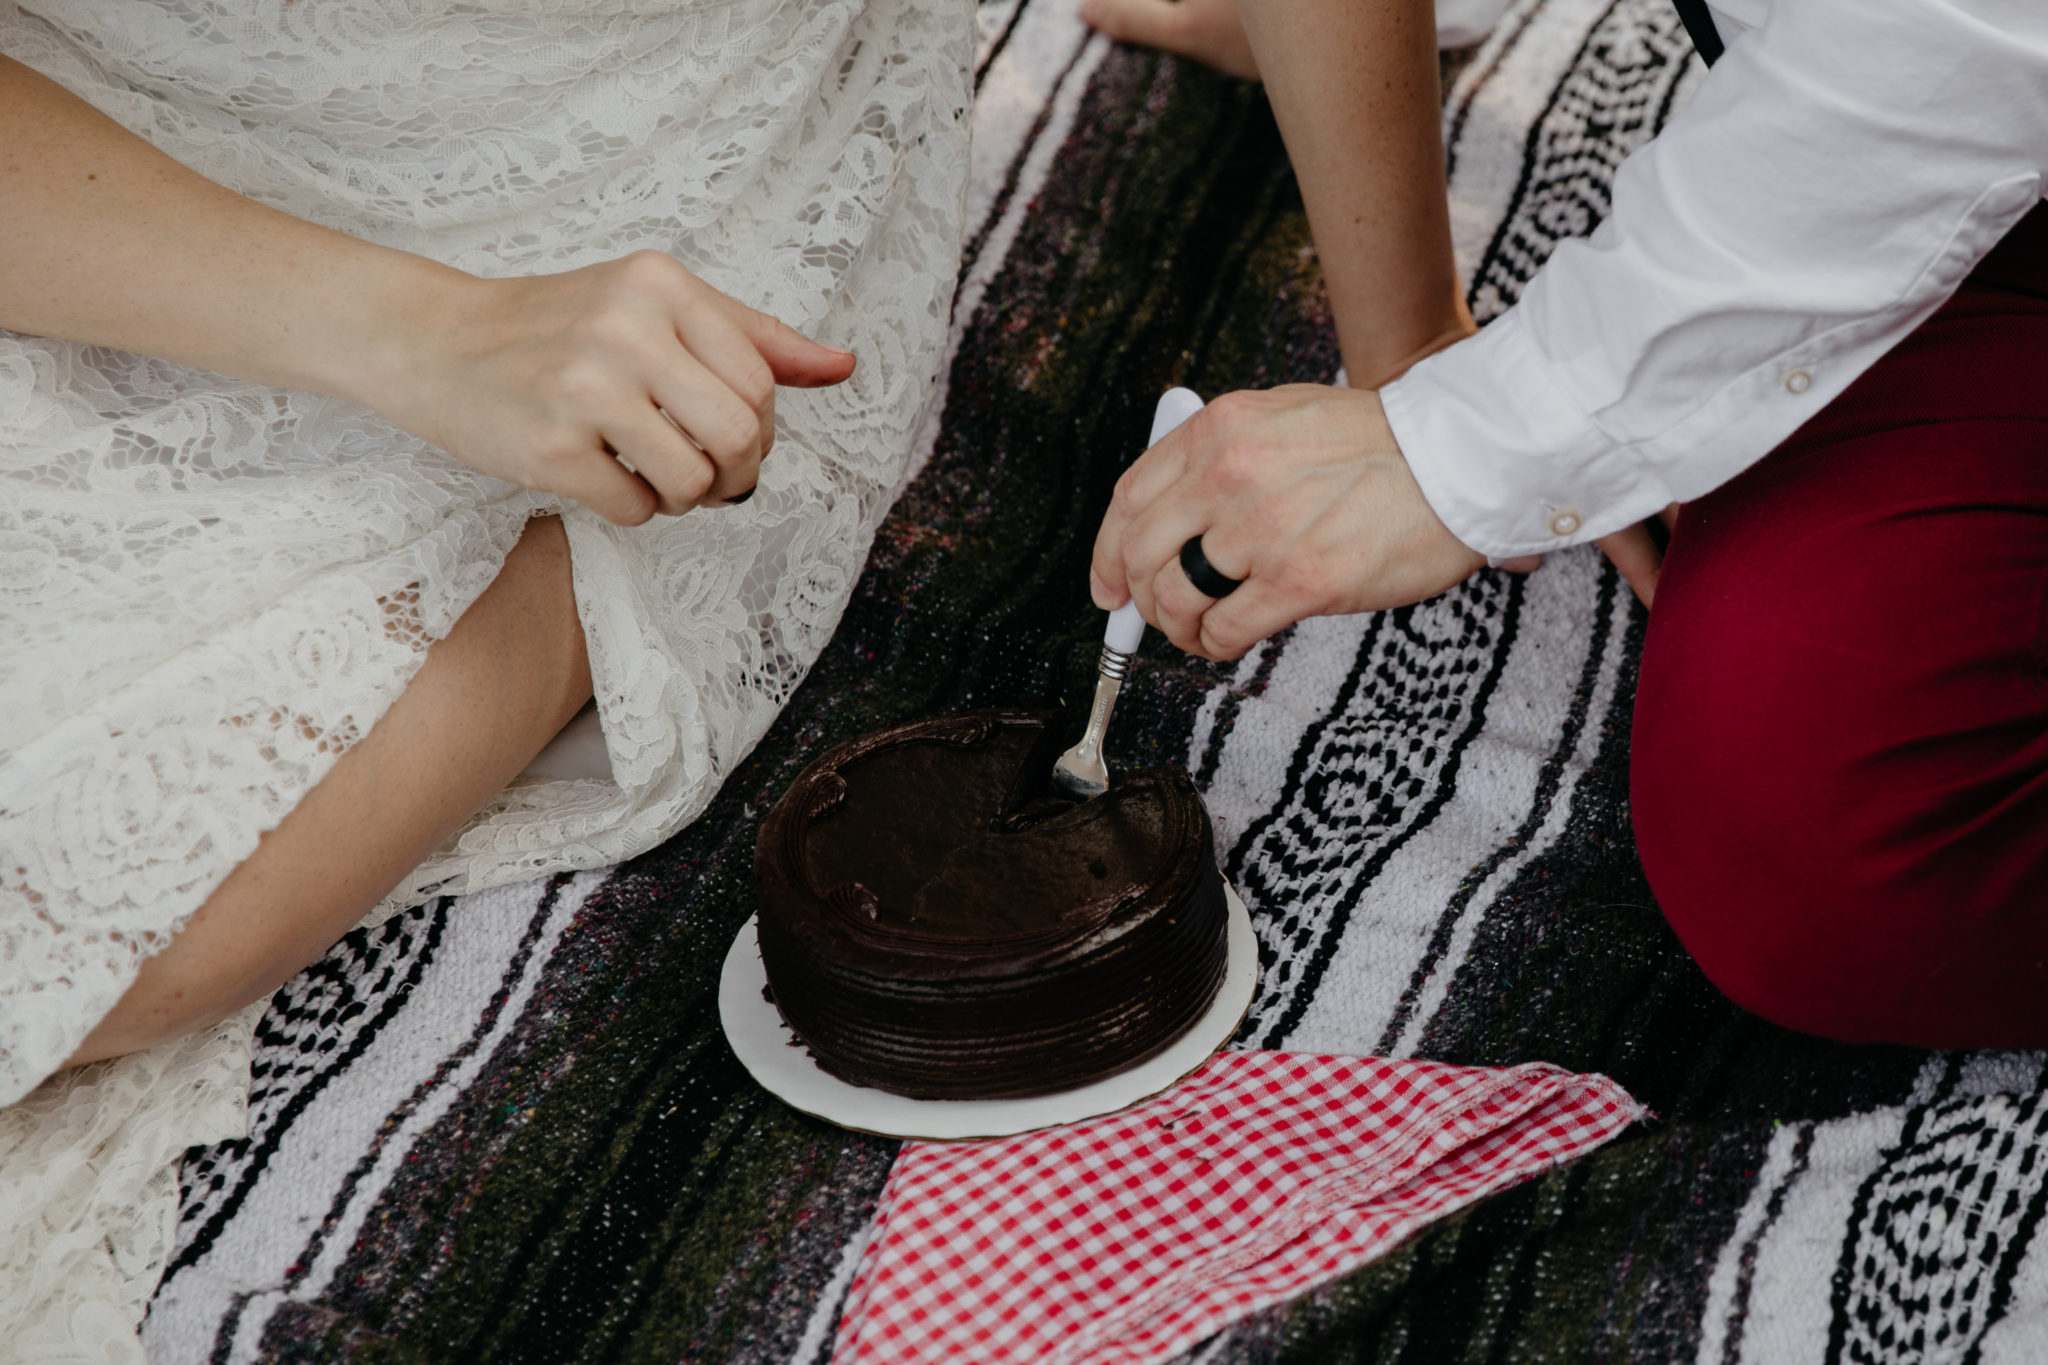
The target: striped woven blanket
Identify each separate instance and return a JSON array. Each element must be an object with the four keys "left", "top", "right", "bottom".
[{"left": 146, "top": 1, "right": 2048, "bottom": 1360}]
